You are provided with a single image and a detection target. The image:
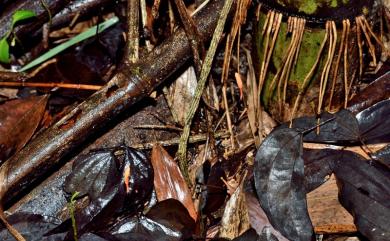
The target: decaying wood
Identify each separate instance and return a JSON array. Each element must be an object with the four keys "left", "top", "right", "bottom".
[{"left": 0, "top": 0, "right": 234, "bottom": 207}]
